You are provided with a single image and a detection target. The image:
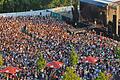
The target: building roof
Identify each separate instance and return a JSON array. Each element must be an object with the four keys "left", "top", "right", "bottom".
[{"left": 80, "top": 0, "right": 120, "bottom": 7}]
